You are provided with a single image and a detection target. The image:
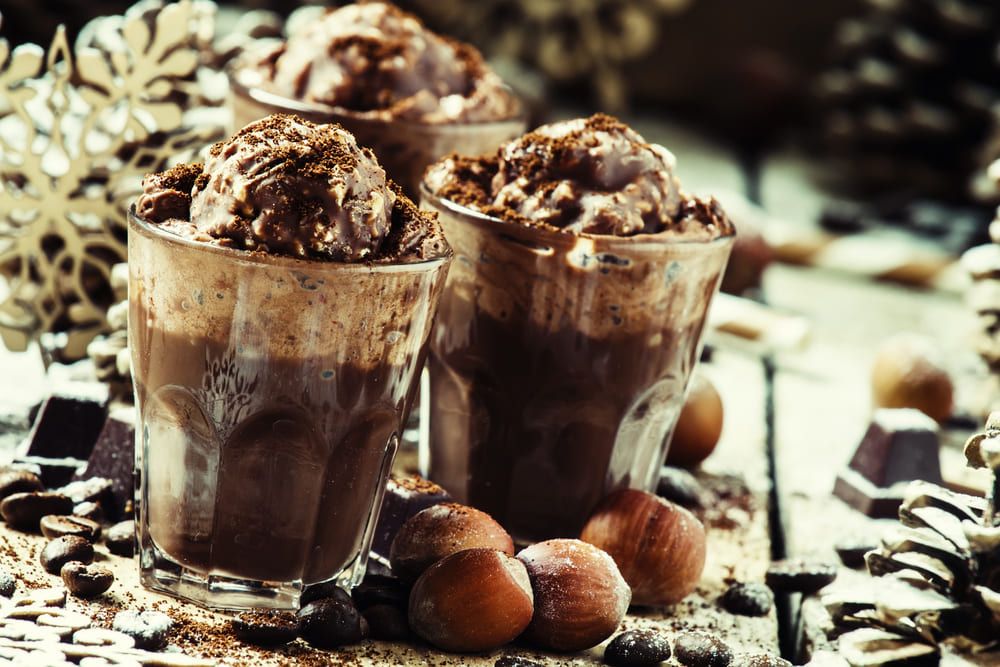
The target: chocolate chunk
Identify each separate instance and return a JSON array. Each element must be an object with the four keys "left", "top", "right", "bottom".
[
  {"left": 0, "top": 469, "right": 43, "bottom": 500},
  {"left": 40, "top": 536, "right": 94, "bottom": 574},
  {"left": 73, "top": 501, "right": 104, "bottom": 523},
  {"left": 40, "top": 514, "right": 101, "bottom": 541},
  {"left": 9, "top": 456, "right": 85, "bottom": 490},
  {"left": 765, "top": 560, "right": 837, "bottom": 594},
  {"left": 361, "top": 603, "right": 411, "bottom": 641},
  {"left": 833, "top": 409, "right": 942, "bottom": 518},
  {"left": 57, "top": 477, "right": 115, "bottom": 514},
  {"left": 835, "top": 541, "right": 874, "bottom": 569},
  {"left": 720, "top": 582, "right": 773, "bottom": 616},
  {"left": 739, "top": 654, "right": 792, "bottom": 667},
  {"left": 112, "top": 610, "right": 173, "bottom": 650},
  {"left": 232, "top": 610, "right": 300, "bottom": 646},
  {"left": 604, "top": 630, "right": 672, "bottom": 666},
  {"left": 495, "top": 658, "right": 545, "bottom": 667},
  {"left": 351, "top": 574, "right": 407, "bottom": 611},
  {"left": 74, "top": 408, "right": 135, "bottom": 519},
  {"left": 1, "top": 492, "right": 74, "bottom": 531},
  {"left": 657, "top": 466, "right": 707, "bottom": 508},
  {"left": 371, "top": 474, "right": 451, "bottom": 561},
  {"left": 105, "top": 520, "right": 135, "bottom": 557},
  {"left": 61, "top": 561, "right": 114, "bottom": 598},
  {"left": 297, "top": 592, "right": 366, "bottom": 649},
  {"left": 21, "top": 383, "right": 109, "bottom": 461},
  {"left": 674, "top": 632, "right": 734, "bottom": 667},
  {"left": 0, "top": 566, "right": 15, "bottom": 597}
]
